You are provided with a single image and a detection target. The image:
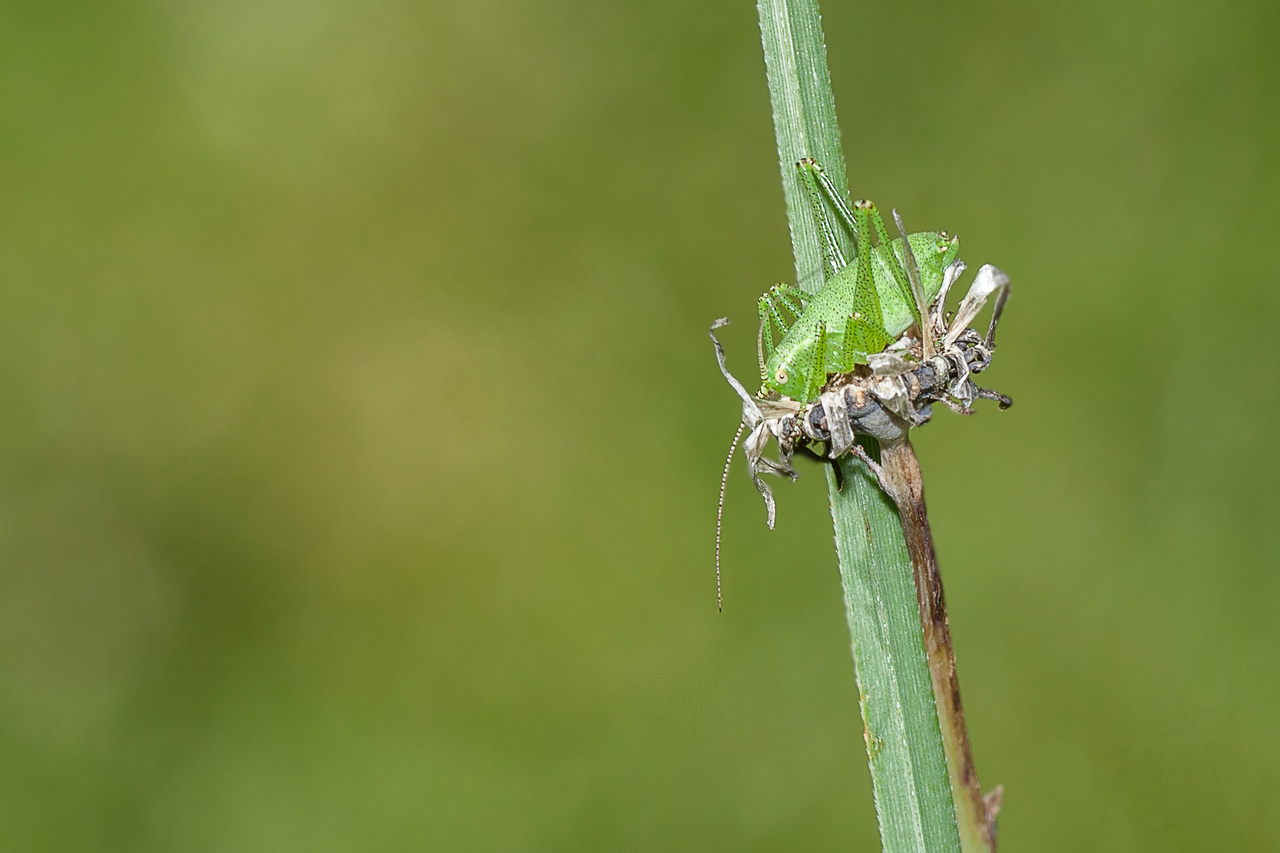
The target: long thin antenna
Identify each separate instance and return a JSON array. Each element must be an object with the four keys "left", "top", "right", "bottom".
[{"left": 716, "top": 422, "right": 745, "bottom": 612}]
